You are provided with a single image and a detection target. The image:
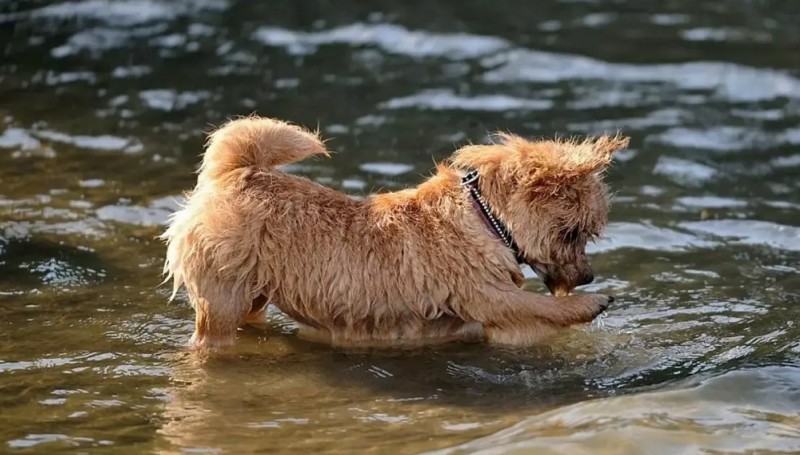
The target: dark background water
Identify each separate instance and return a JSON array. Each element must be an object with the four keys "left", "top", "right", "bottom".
[{"left": 1, "top": 1, "right": 799, "bottom": 453}]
